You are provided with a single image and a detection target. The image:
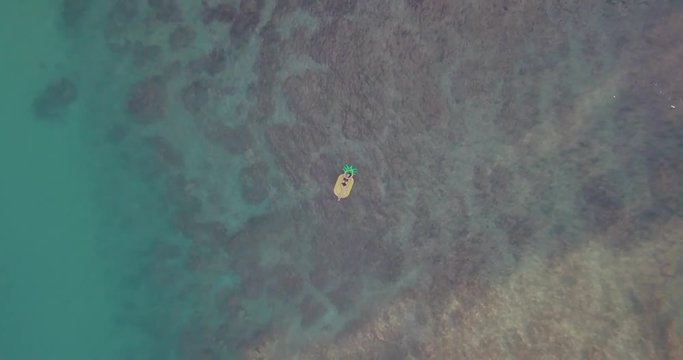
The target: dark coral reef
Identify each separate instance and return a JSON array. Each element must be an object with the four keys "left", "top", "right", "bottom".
[
  {"left": 33, "top": 77, "right": 78, "bottom": 119},
  {"left": 126, "top": 76, "right": 166, "bottom": 121},
  {"left": 96, "top": 0, "right": 683, "bottom": 358}
]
